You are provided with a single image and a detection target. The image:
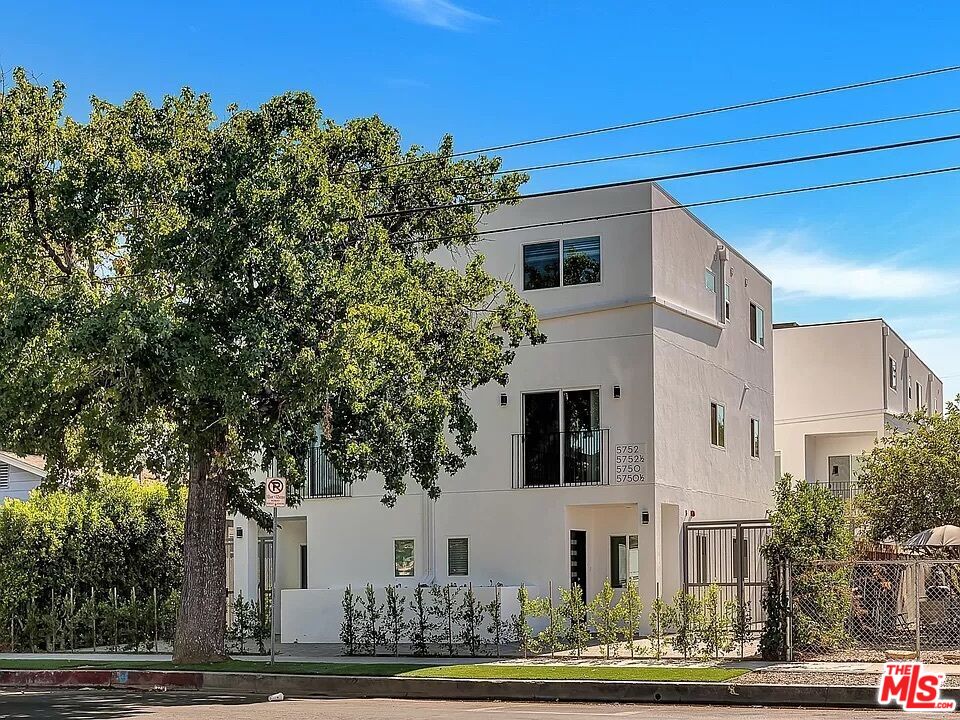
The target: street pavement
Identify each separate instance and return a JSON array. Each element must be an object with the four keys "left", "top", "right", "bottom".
[{"left": 0, "top": 690, "right": 900, "bottom": 719}]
